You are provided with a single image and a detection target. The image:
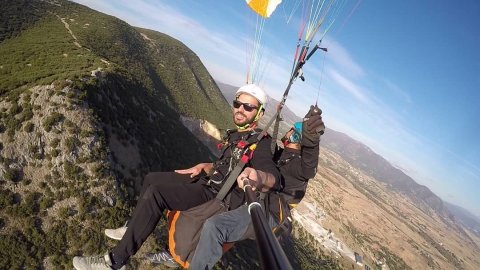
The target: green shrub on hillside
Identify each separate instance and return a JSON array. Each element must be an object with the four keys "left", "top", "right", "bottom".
[
  {"left": 64, "top": 119, "right": 74, "bottom": 128},
  {"left": 28, "top": 144, "right": 38, "bottom": 154},
  {"left": 6, "top": 191, "right": 40, "bottom": 217},
  {"left": 50, "top": 148, "right": 60, "bottom": 157},
  {"left": 4, "top": 116, "right": 21, "bottom": 140},
  {"left": 4, "top": 167, "right": 21, "bottom": 183},
  {"left": 63, "top": 161, "right": 87, "bottom": 181},
  {"left": 79, "top": 128, "right": 93, "bottom": 138},
  {"left": 58, "top": 207, "right": 73, "bottom": 219},
  {"left": 0, "top": 188, "right": 15, "bottom": 208},
  {"left": 0, "top": 231, "right": 33, "bottom": 269},
  {"left": 64, "top": 136, "right": 80, "bottom": 152},
  {"left": 39, "top": 196, "right": 54, "bottom": 211},
  {"left": 50, "top": 138, "right": 60, "bottom": 147},
  {"left": 42, "top": 112, "right": 64, "bottom": 131},
  {"left": 91, "top": 163, "right": 105, "bottom": 179},
  {"left": 19, "top": 104, "right": 33, "bottom": 122},
  {"left": 23, "top": 121, "right": 34, "bottom": 132},
  {"left": 54, "top": 79, "right": 71, "bottom": 90},
  {"left": 9, "top": 102, "right": 22, "bottom": 115}
]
